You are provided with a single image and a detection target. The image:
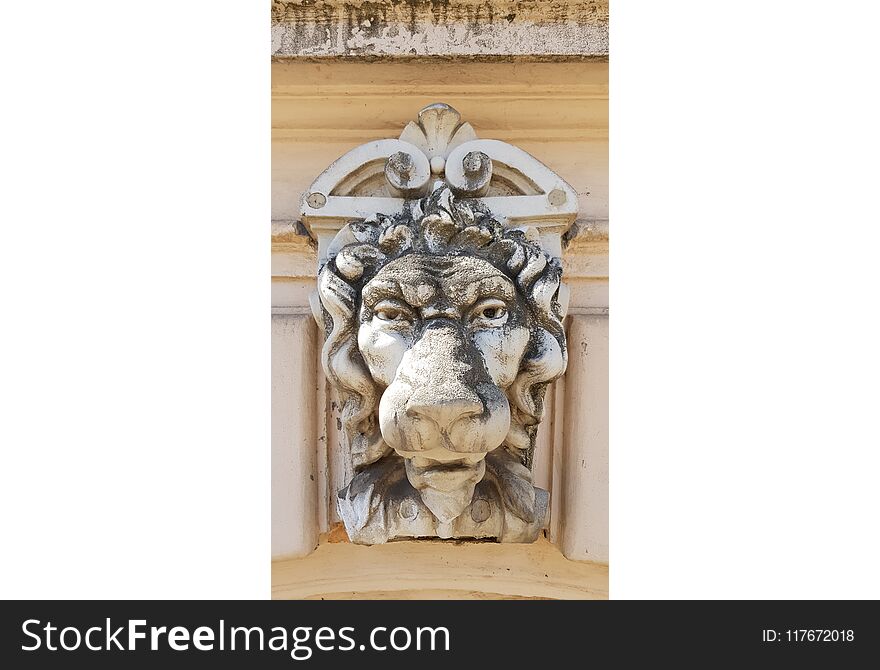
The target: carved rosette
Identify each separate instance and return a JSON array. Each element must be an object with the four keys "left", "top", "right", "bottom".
[{"left": 301, "top": 103, "right": 578, "bottom": 544}]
